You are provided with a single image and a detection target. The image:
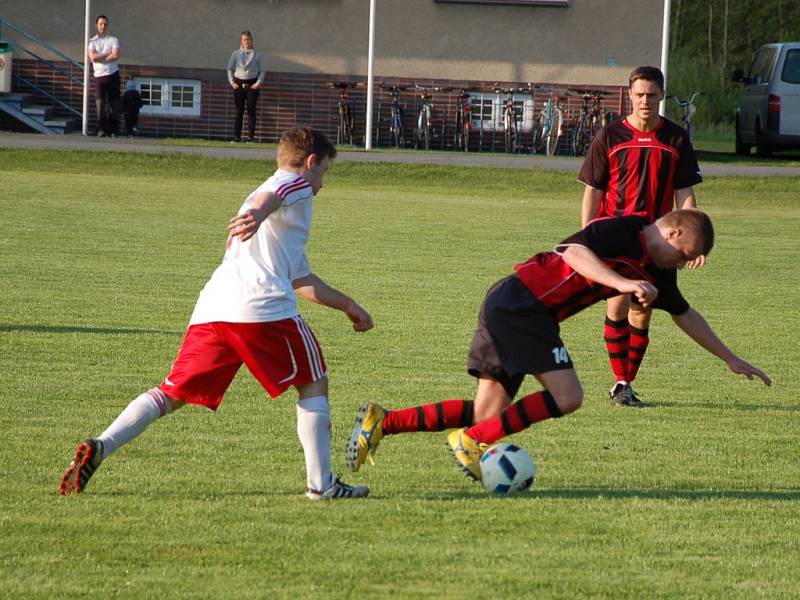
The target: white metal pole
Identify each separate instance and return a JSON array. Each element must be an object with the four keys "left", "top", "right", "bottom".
[
  {"left": 365, "top": 0, "right": 376, "bottom": 149},
  {"left": 82, "top": 0, "right": 91, "bottom": 135},
  {"left": 659, "top": 0, "right": 671, "bottom": 116}
]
